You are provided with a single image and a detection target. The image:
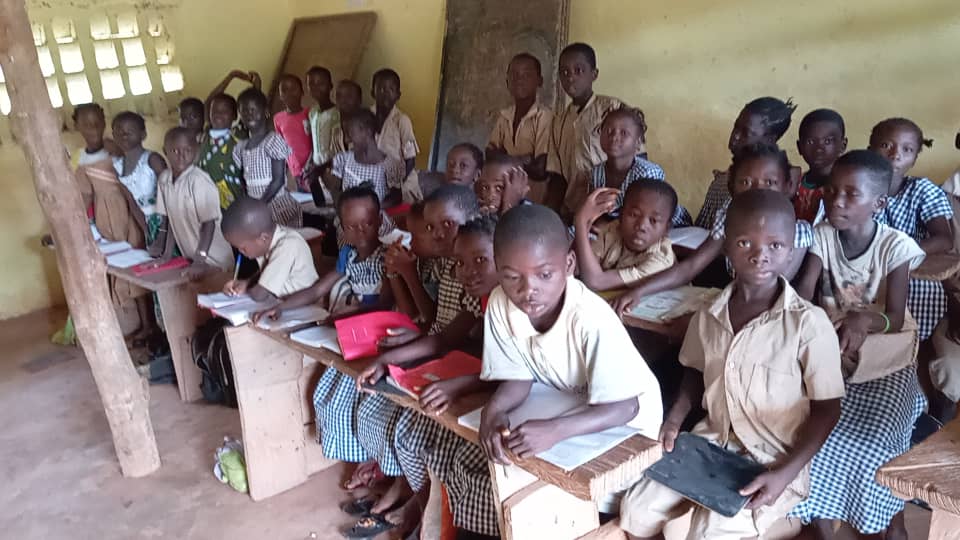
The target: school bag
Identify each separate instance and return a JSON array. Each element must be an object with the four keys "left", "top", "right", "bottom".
[{"left": 192, "top": 318, "right": 237, "bottom": 407}]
